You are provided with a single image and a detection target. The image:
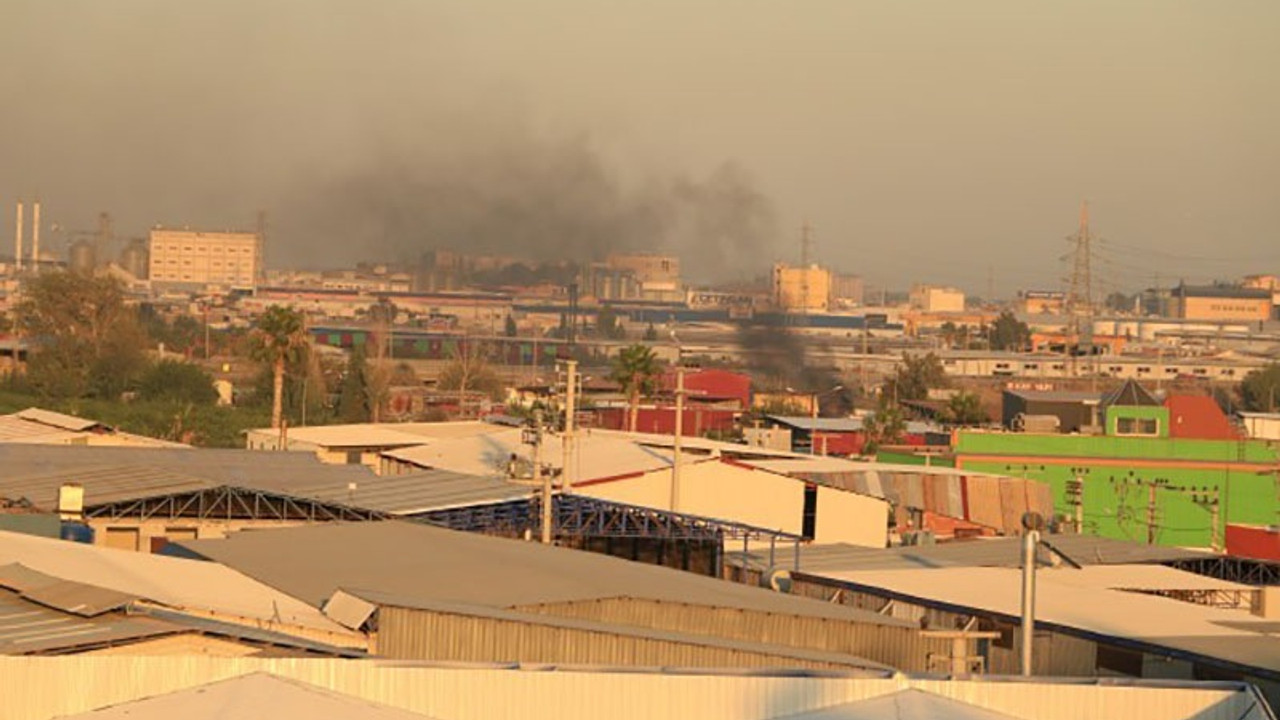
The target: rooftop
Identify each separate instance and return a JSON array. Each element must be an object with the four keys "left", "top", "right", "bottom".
[
  {"left": 172, "top": 520, "right": 916, "bottom": 629},
  {"left": 0, "top": 530, "right": 361, "bottom": 644},
  {"left": 59, "top": 673, "right": 438, "bottom": 720},
  {"left": 814, "top": 564, "right": 1280, "bottom": 677}
]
